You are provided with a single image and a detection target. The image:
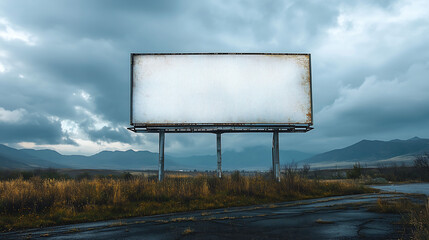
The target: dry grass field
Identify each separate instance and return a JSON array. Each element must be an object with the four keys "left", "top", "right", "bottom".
[{"left": 0, "top": 173, "right": 372, "bottom": 231}]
